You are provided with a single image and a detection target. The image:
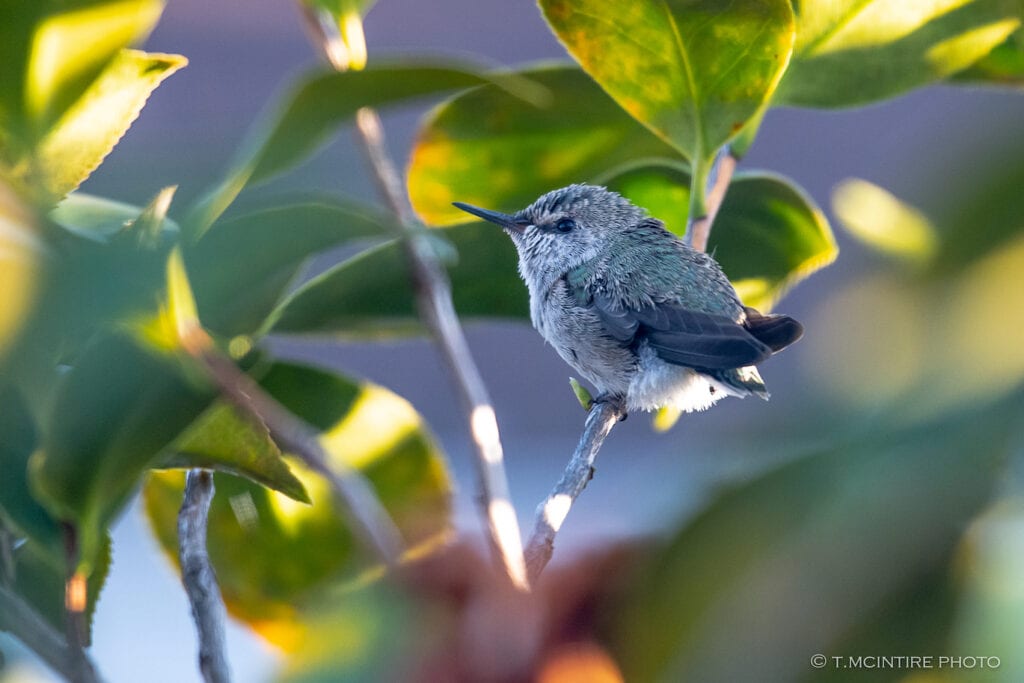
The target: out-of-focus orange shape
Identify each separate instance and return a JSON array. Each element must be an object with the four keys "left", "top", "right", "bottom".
[{"left": 537, "top": 642, "right": 624, "bottom": 683}]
